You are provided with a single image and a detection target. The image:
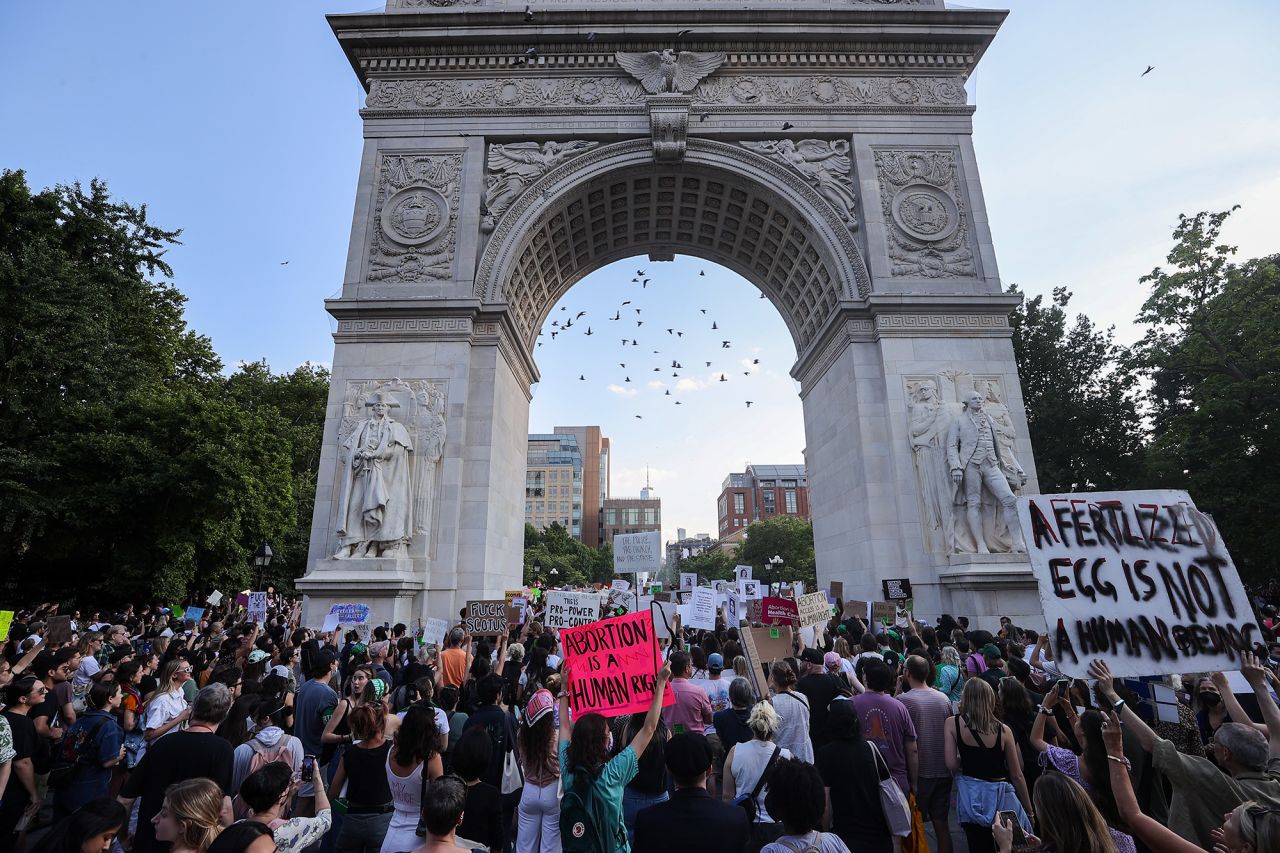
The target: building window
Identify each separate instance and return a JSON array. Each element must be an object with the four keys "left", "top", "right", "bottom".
[
  {"left": 605, "top": 509, "right": 616, "bottom": 525},
  {"left": 785, "top": 489, "right": 797, "bottom": 513},
  {"left": 535, "top": 502, "right": 544, "bottom": 513},
  {"left": 626, "top": 508, "right": 640, "bottom": 525},
  {"left": 733, "top": 493, "right": 744, "bottom": 514},
  {"left": 525, "top": 503, "right": 532, "bottom": 514},
  {"left": 782, "top": 480, "right": 797, "bottom": 489},
  {"left": 762, "top": 491, "right": 775, "bottom": 513},
  {"left": 734, "top": 518, "right": 740, "bottom": 527},
  {"left": 718, "top": 496, "right": 728, "bottom": 518},
  {"left": 525, "top": 471, "right": 544, "bottom": 498},
  {"left": 644, "top": 508, "right": 656, "bottom": 525}
]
